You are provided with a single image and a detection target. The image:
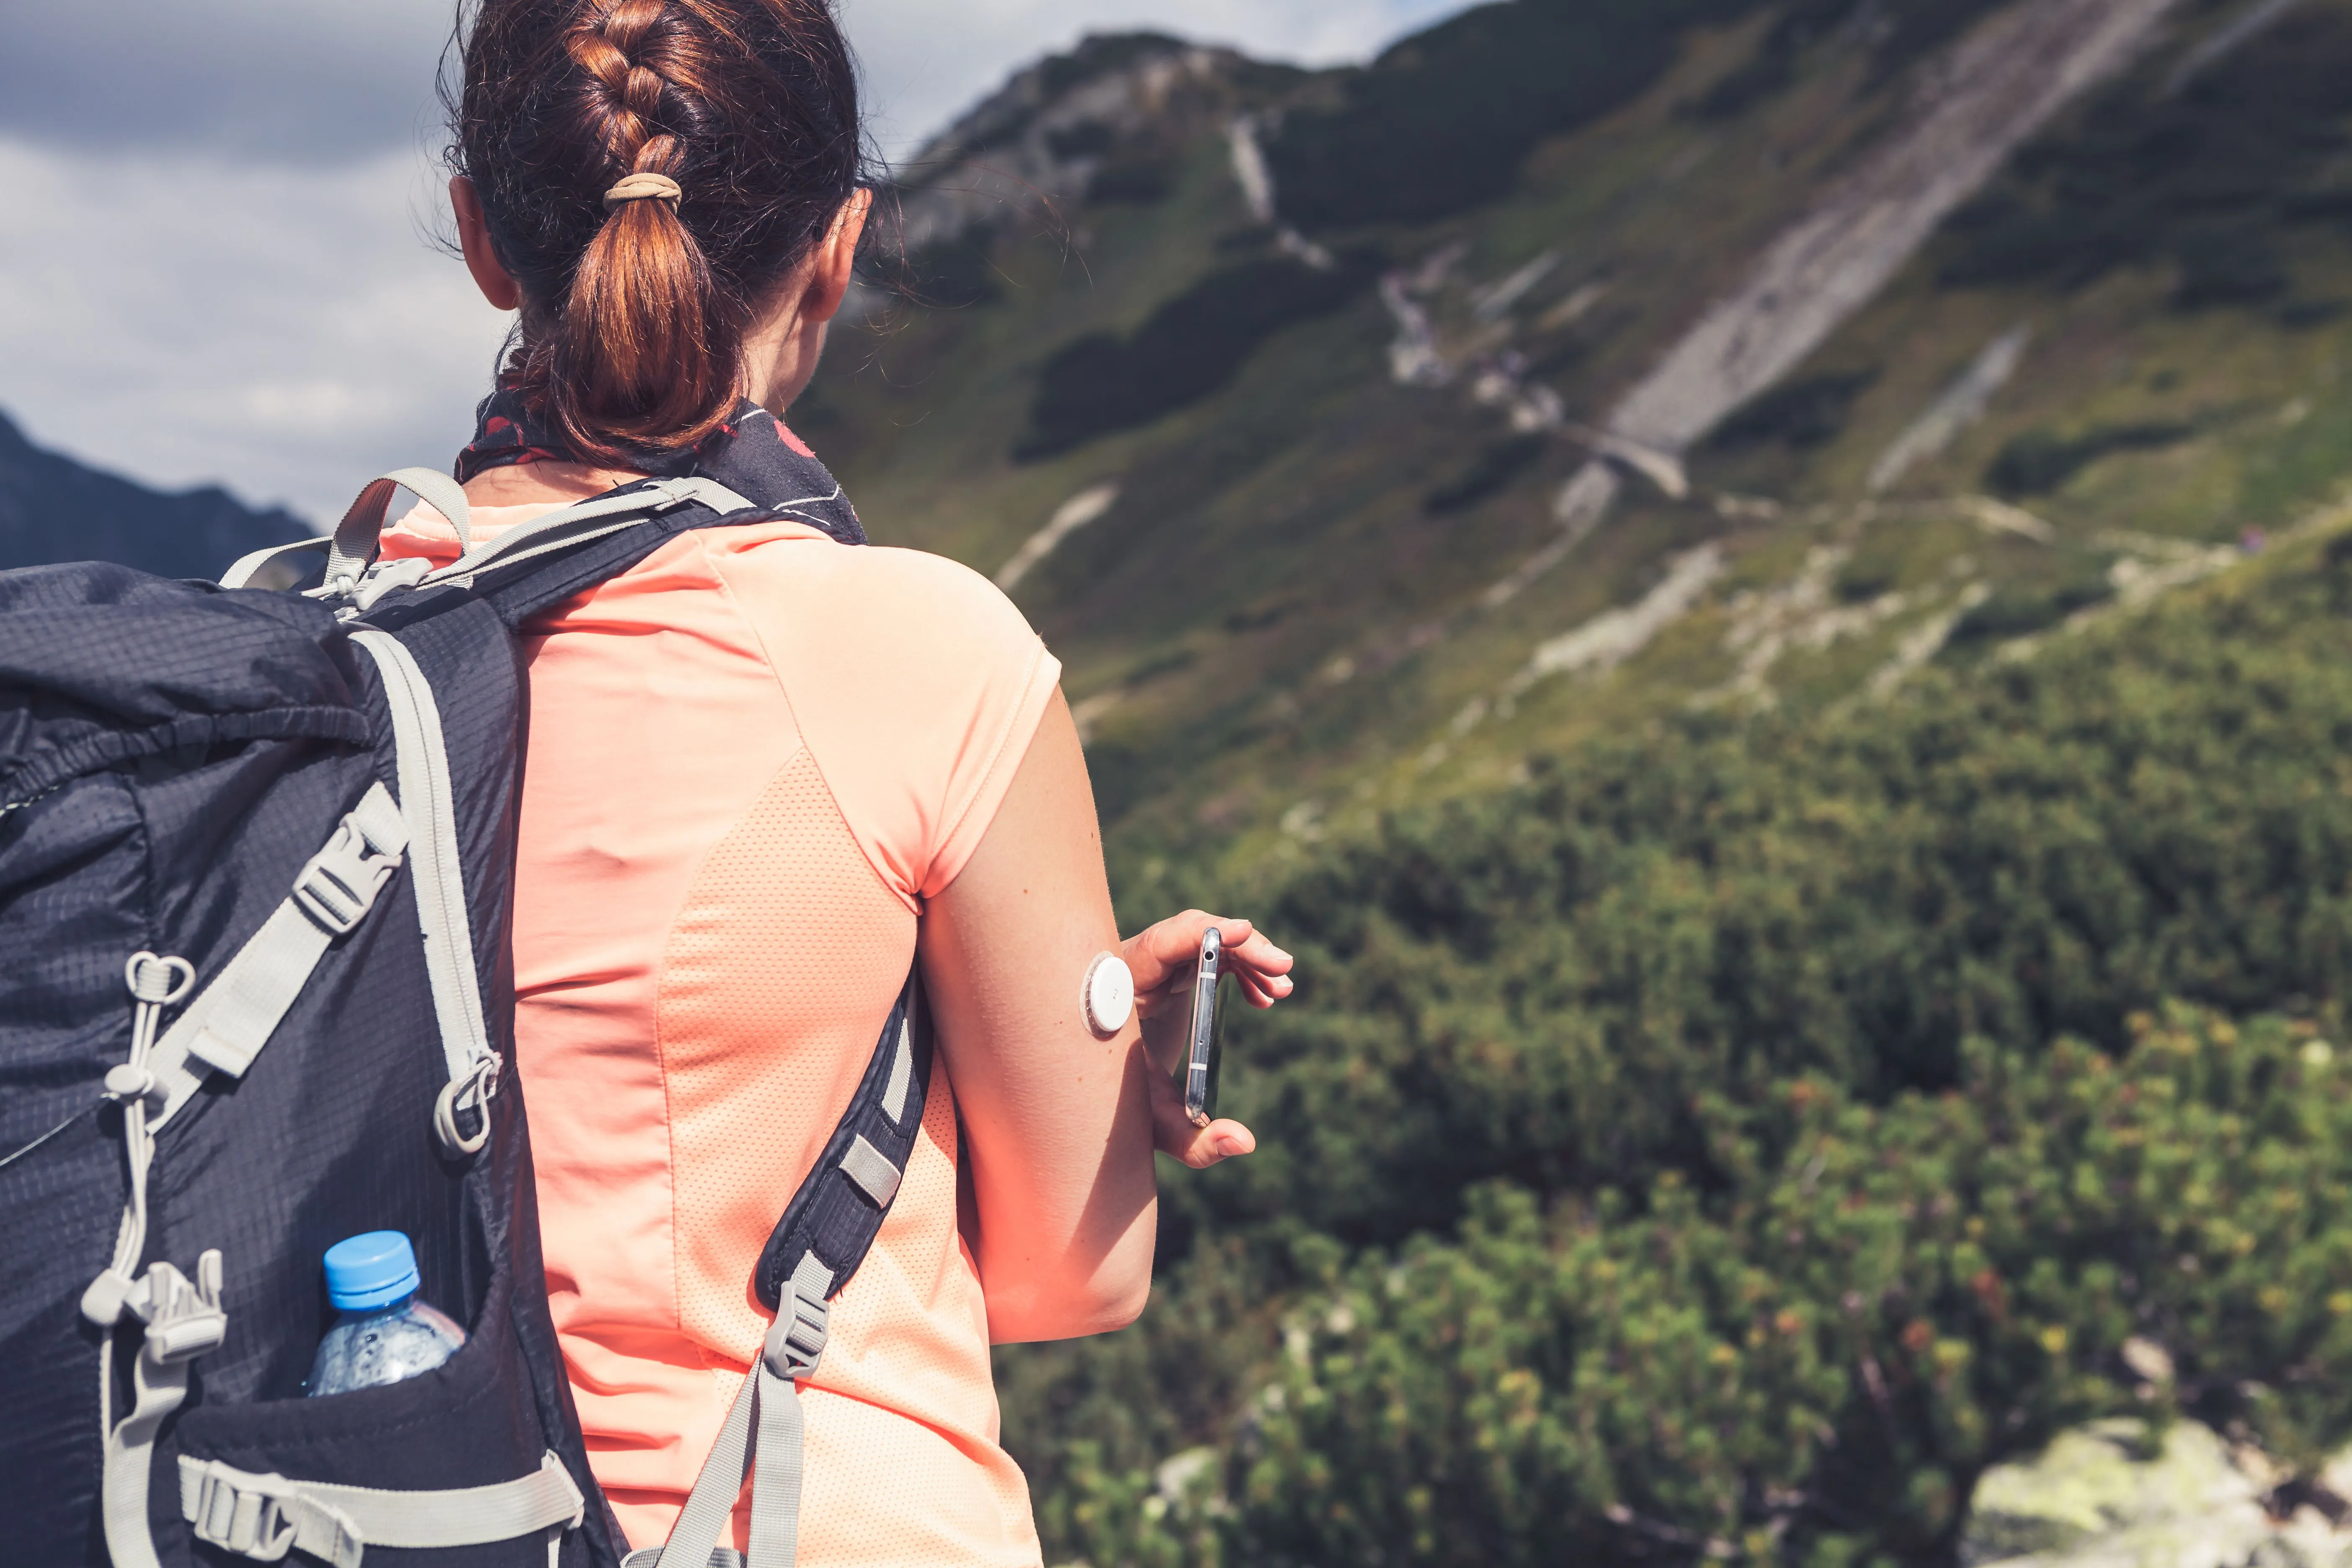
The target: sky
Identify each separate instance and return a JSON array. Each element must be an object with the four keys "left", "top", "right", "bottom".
[{"left": 0, "top": 0, "right": 1464, "bottom": 524}]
